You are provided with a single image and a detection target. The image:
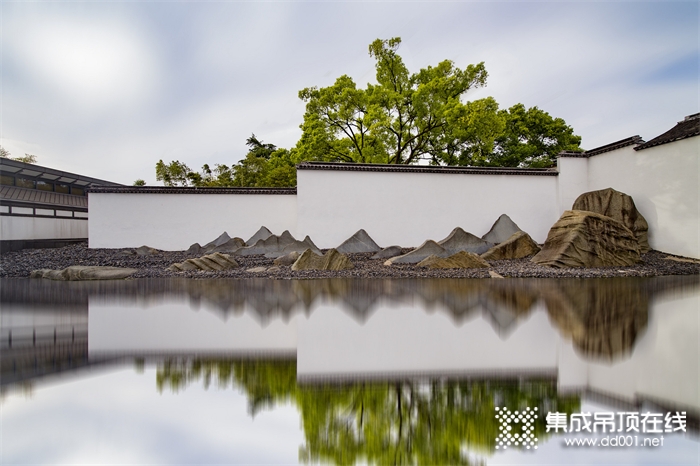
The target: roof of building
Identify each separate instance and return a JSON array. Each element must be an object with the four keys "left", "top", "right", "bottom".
[
  {"left": 559, "top": 136, "right": 645, "bottom": 159},
  {"left": 0, "top": 185, "right": 88, "bottom": 209},
  {"left": 635, "top": 113, "right": 700, "bottom": 151},
  {"left": 0, "top": 158, "right": 123, "bottom": 187},
  {"left": 87, "top": 186, "right": 297, "bottom": 195},
  {"left": 296, "top": 161, "right": 558, "bottom": 176}
]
